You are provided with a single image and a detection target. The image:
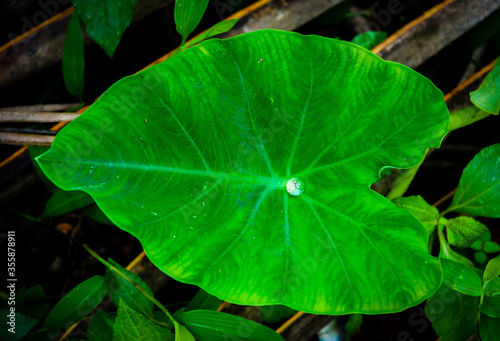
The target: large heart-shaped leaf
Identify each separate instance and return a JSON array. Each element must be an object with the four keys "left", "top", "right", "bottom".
[{"left": 37, "top": 30, "right": 448, "bottom": 314}]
